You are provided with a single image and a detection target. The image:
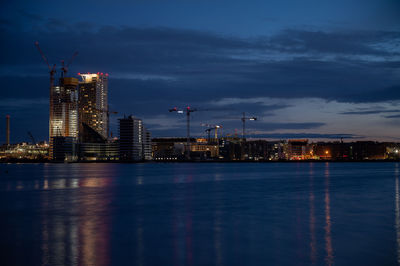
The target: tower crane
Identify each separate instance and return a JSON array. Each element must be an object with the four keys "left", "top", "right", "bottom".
[
  {"left": 35, "top": 41, "right": 57, "bottom": 143},
  {"left": 200, "top": 123, "right": 222, "bottom": 143},
  {"left": 241, "top": 112, "right": 257, "bottom": 140},
  {"left": 61, "top": 51, "right": 79, "bottom": 78},
  {"left": 169, "top": 106, "right": 197, "bottom": 159}
]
